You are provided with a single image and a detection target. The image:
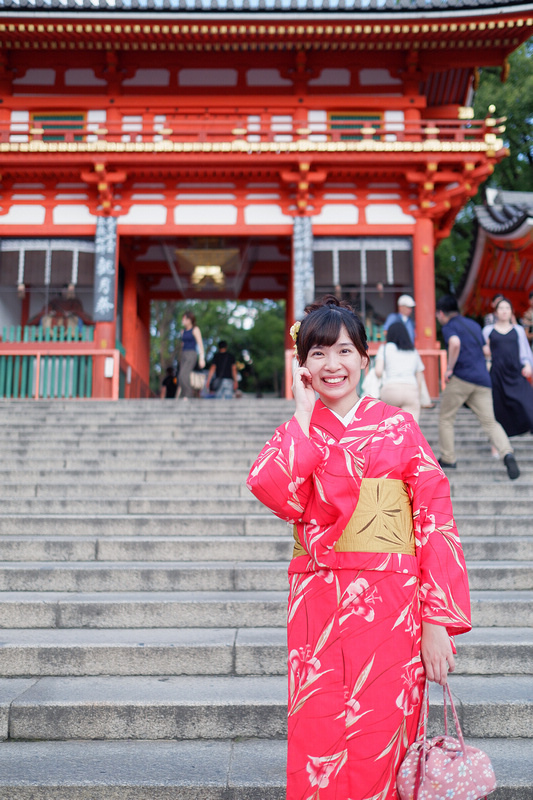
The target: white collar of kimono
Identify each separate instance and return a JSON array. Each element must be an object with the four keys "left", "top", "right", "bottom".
[{"left": 328, "top": 395, "right": 366, "bottom": 427}]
